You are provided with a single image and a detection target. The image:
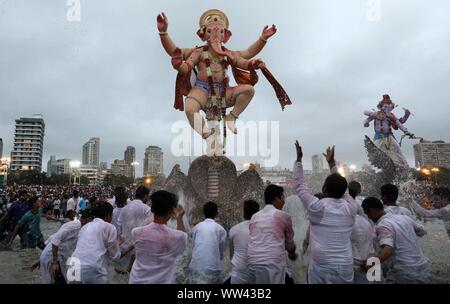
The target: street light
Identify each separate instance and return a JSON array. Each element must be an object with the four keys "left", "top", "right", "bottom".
[{"left": 144, "top": 177, "right": 152, "bottom": 185}]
